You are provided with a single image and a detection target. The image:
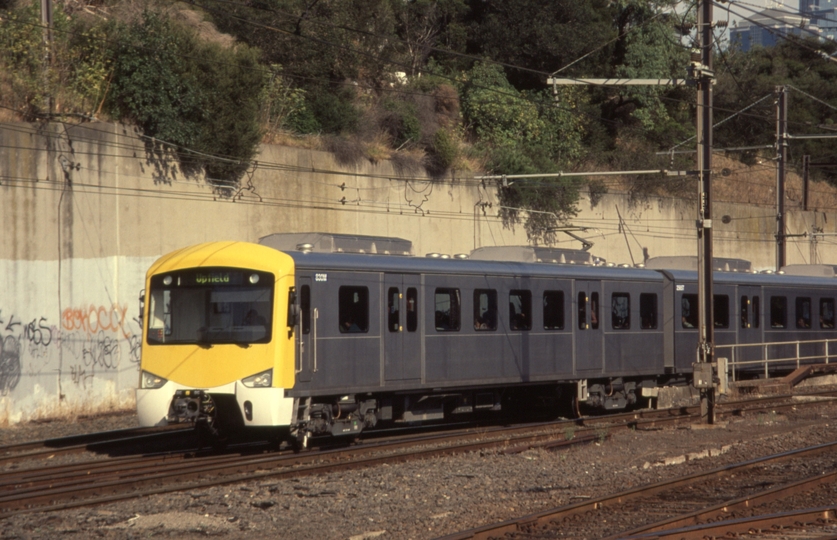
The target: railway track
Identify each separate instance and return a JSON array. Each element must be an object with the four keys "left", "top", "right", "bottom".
[
  {"left": 0, "top": 425, "right": 193, "bottom": 468},
  {"left": 438, "top": 396, "right": 837, "bottom": 539},
  {"left": 438, "top": 440, "right": 837, "bottom": 539},
  {"left": 2, "top": 390, "right": 836, "bottom": 521}
]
